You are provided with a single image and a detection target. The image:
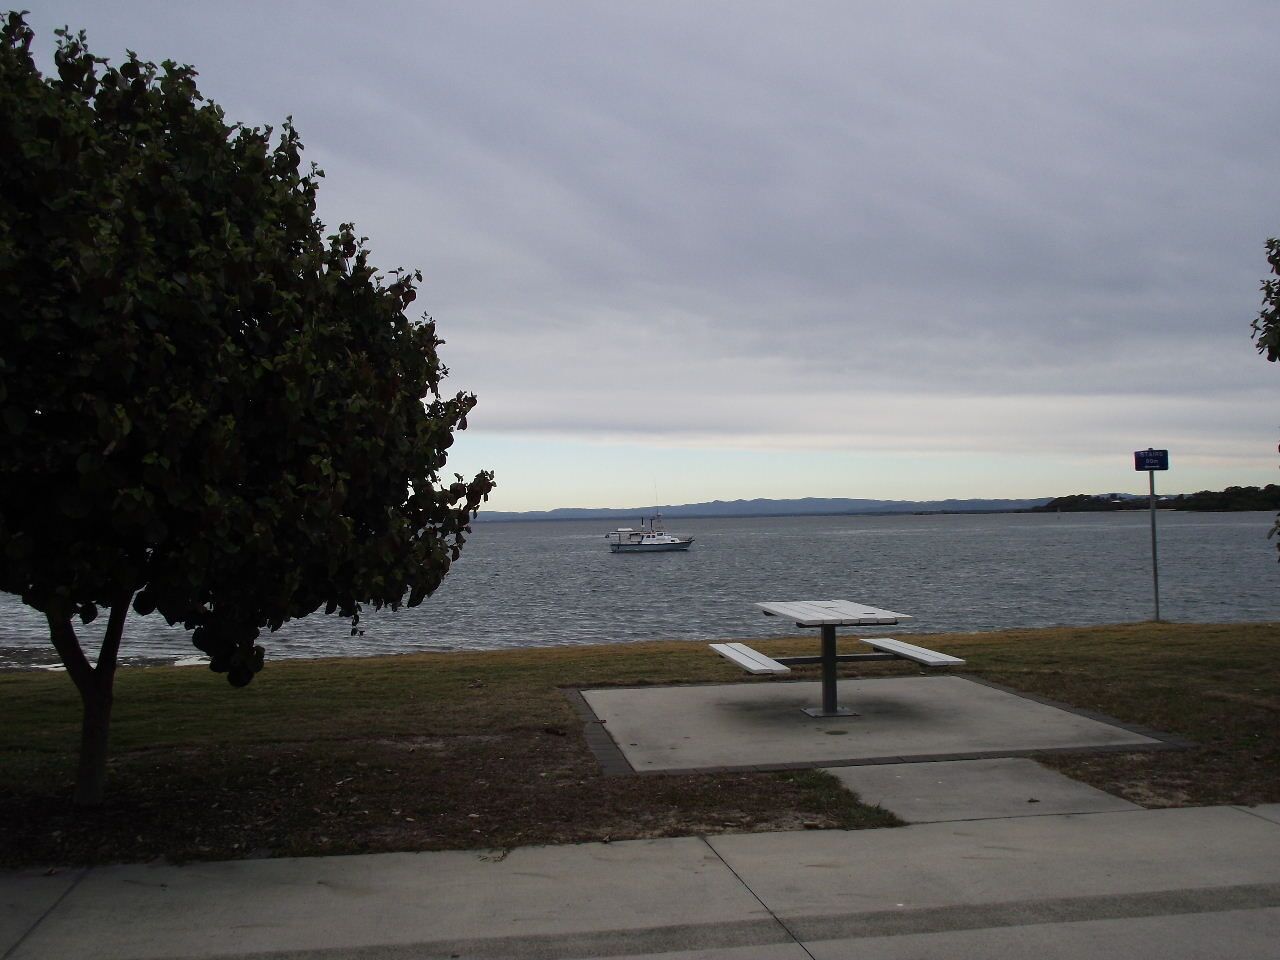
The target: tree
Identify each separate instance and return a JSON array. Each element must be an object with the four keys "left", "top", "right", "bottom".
[
  {"left": 1252, "top": 237, "right": 1280, "bottom": 556},
  {"left": 0, "top": 14, "right": 495, "bottom": 805}
]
